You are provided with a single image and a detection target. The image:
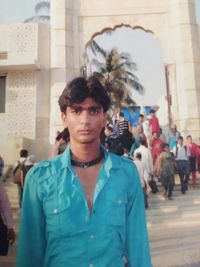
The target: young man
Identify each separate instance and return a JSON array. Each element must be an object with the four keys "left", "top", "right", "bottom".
[
  {"left": 175, "top": 136, "right": 190, "bottom": 194},
  {"left": 134, "top": 139, "right": 154, "bottom": 183},
  {"left": 117, "top": 112, "right": 133, "bottom": 151},
  {"left": 186, "top": 135, "right": 198, "bottom": 188},
  {"left": 134, "top": 152, "right": 151, "bottom": 209},
  {"left": 13, "top": 149, "right": 28, "bottom": 208},
  {"left": 166, "top": 124, "right": 181, "bottom": 154},
  {"left": 17, "top": 76, "right": 152, "bottom": 267}
]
